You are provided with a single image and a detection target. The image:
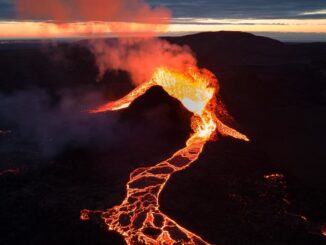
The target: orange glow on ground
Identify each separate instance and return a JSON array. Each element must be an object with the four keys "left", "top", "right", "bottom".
[
  {"left": 82, "top": 67, "right": 248, "bottom": 244},
  {"left": 322, "top": 225, "right": 326, "bottom": 237}
]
